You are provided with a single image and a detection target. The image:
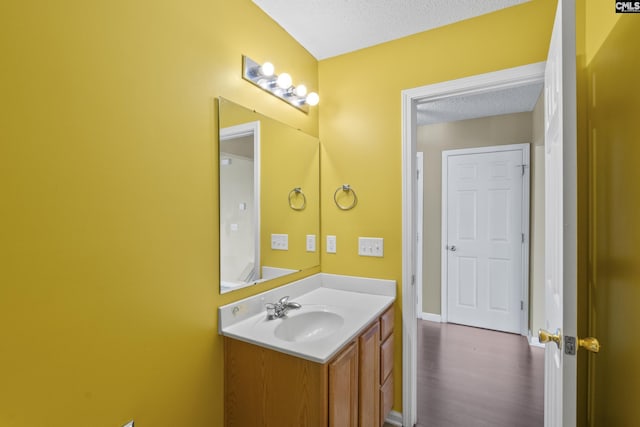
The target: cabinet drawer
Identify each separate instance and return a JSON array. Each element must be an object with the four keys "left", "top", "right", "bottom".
[
  {"left": 380, "top": 305, "right": 394, "bottom": 342},
  {"left": 380, "top": 333, "right": 394, "bottom": 383},
  {"left": 379, "top": 373, "right": 394, "bottom": 426}
]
